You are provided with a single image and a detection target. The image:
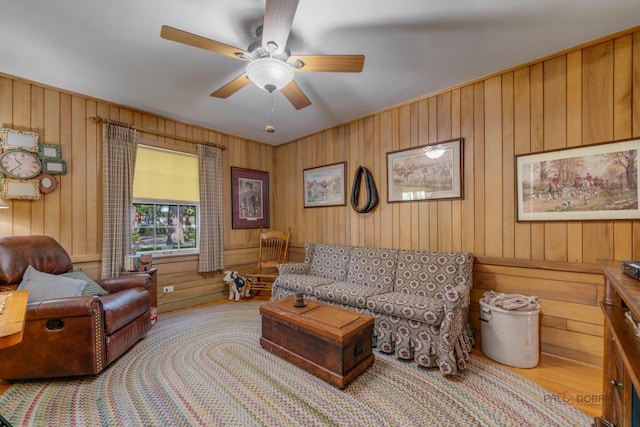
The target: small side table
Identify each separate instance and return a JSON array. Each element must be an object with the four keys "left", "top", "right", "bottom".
[
  {"left": 0, "top": 290, "right": 28, "bottom": 349},
  {"left": 0, "top": 290, "right": 28, "bottom": 427}
]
